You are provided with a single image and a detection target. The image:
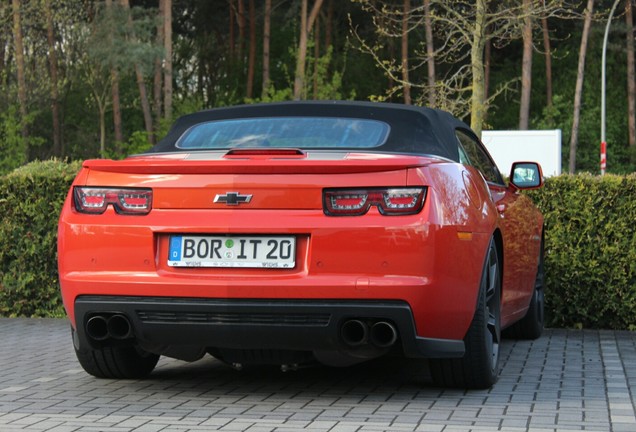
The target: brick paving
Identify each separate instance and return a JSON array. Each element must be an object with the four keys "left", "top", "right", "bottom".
[{"left": 0, "top": 318, "right": 635, "bottom": 431}]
